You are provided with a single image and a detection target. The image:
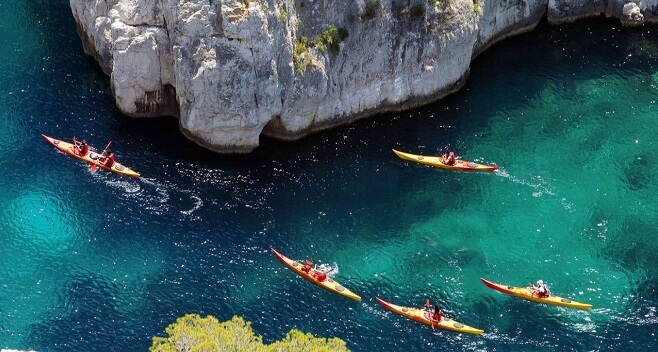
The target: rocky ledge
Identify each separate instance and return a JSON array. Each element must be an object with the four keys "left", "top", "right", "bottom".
[{"left": 70, "top": 0, "right": 658, "bottom": 153}]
